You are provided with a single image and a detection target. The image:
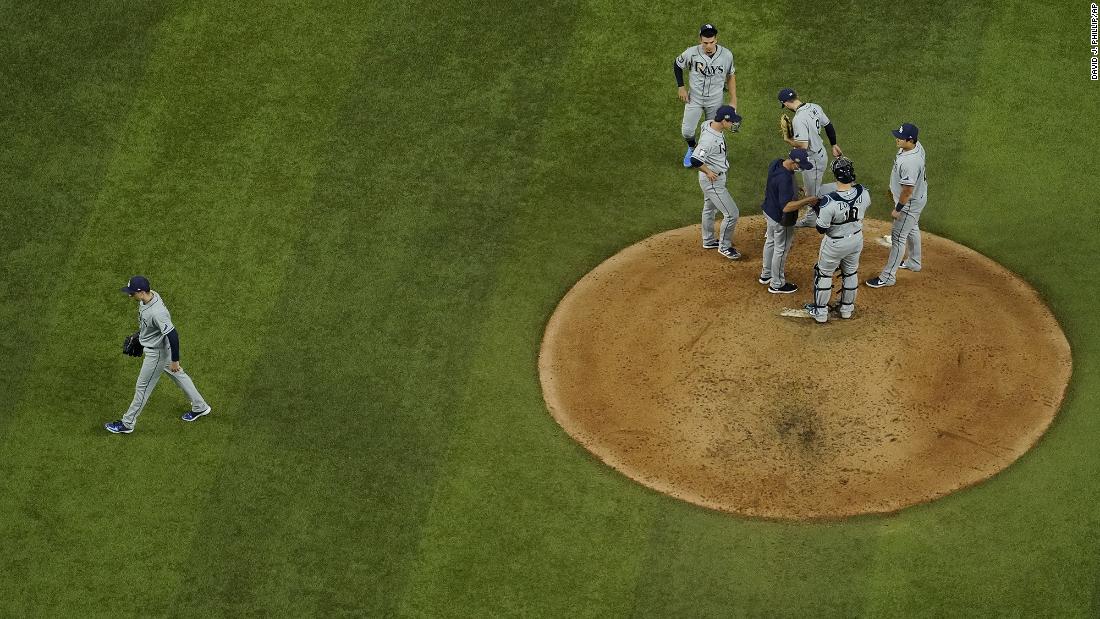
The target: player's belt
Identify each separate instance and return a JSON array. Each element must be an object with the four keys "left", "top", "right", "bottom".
[{"left": 827, "top": 227, "right": 862, "bottom": 239}]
